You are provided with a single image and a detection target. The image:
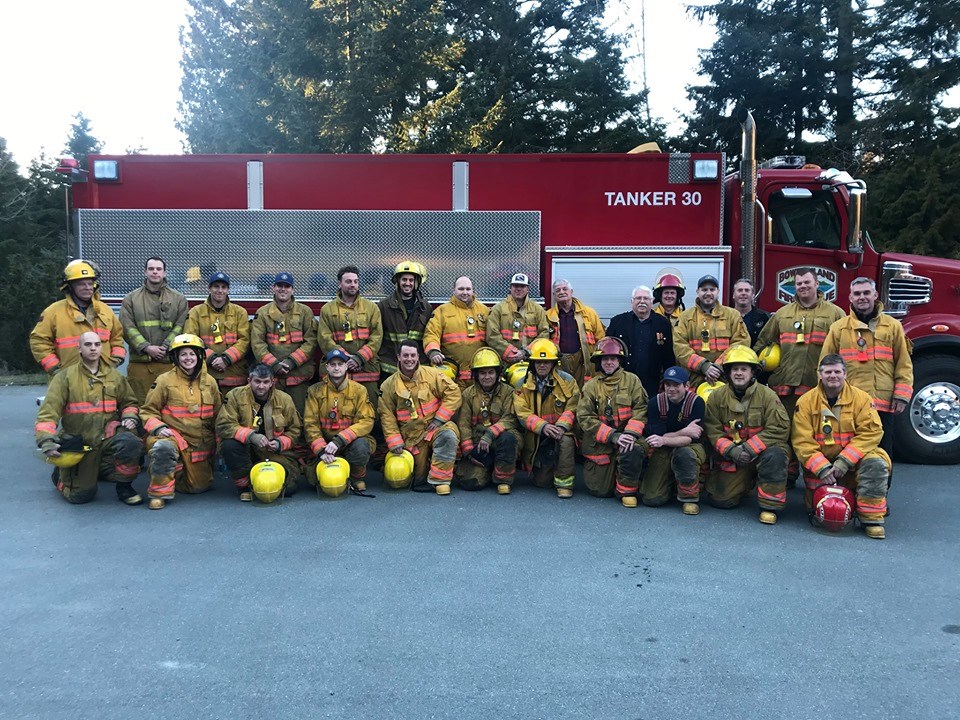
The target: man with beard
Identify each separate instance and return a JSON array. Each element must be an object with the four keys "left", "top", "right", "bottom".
[
  {"left": 486, "top": 272, "right": 549, "bottom": 367},
  {"left": 424, "top": 276, "right": 489, "bottom": 388},
  {"left": 217, "top": 363, "right": 302, "bottom": 502},
  {"left": 378, "top": 260, "right": 433, "bottom": 378},
  {"left": 185, "top": 272, "right": 250, "bottom": 398}
]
